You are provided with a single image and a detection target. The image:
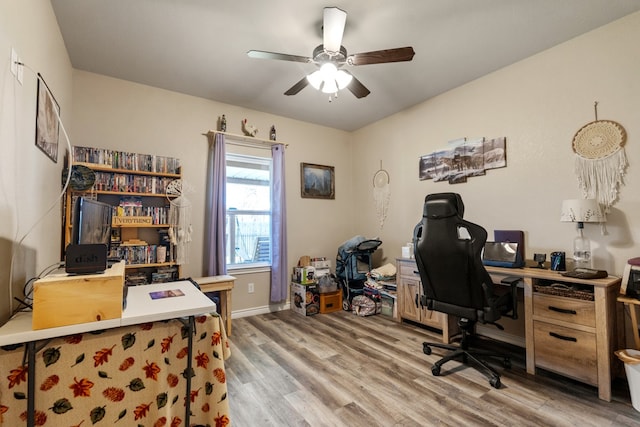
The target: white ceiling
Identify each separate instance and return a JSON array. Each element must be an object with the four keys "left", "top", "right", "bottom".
[{"left": 50, "top": 0, "right": 640, "bottom": 132}]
